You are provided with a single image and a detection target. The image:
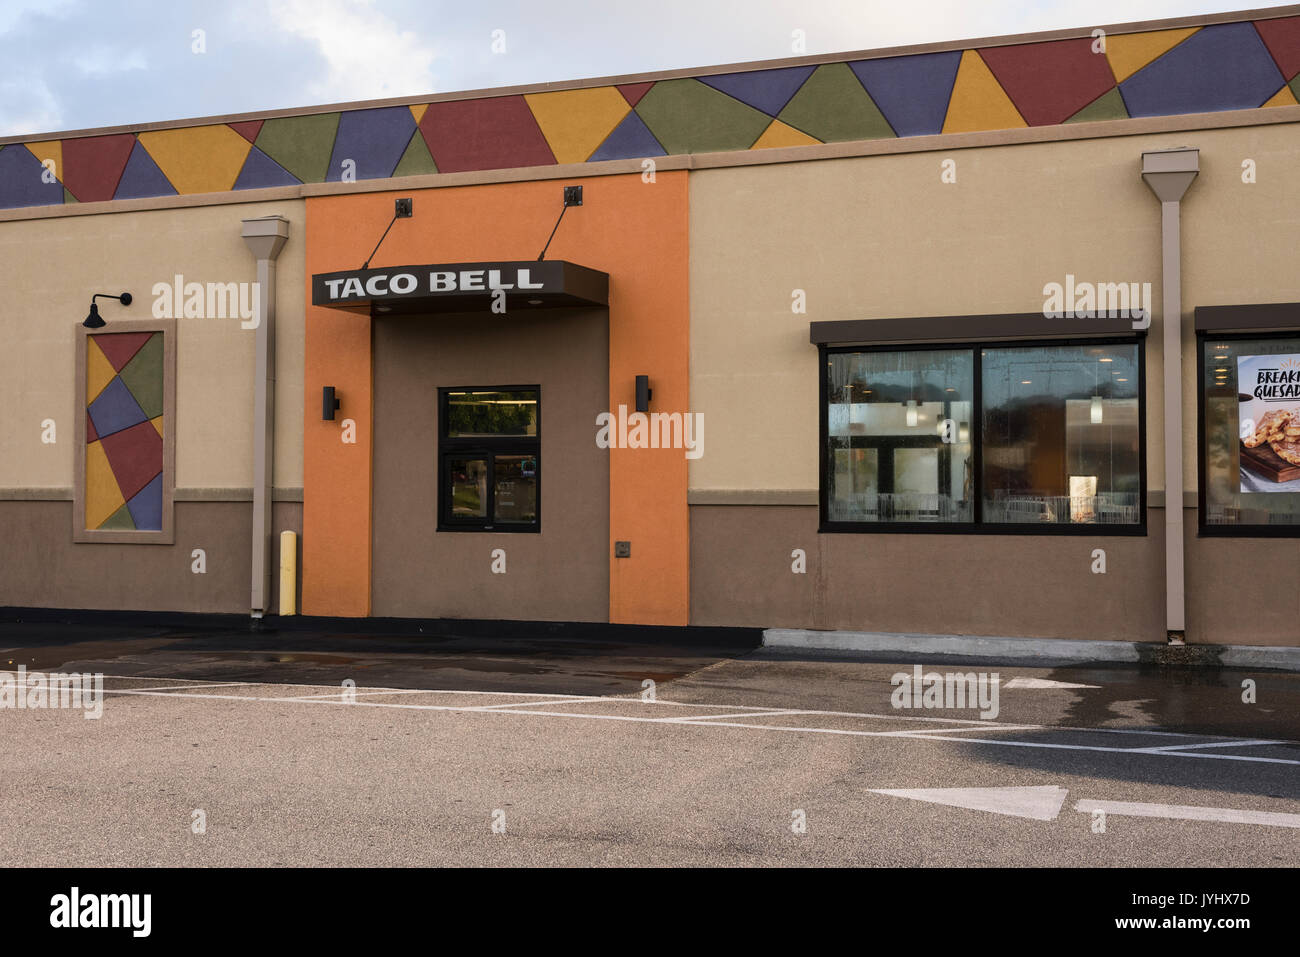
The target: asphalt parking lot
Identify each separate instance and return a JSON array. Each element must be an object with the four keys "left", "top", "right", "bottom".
[{"left": 1, "top": 623, "right": 1298, "bottom": 866}]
